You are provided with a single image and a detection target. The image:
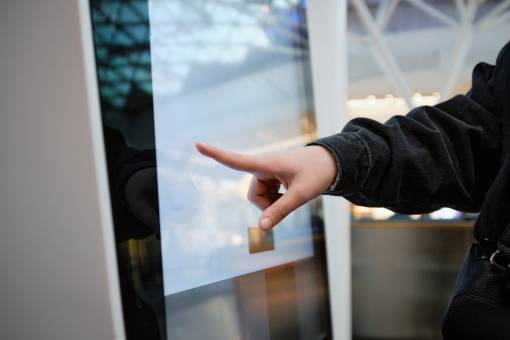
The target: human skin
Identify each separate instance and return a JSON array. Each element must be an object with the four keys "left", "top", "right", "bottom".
[{"left": 195, "top": 142, "right": 338, "bottom": 230}]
